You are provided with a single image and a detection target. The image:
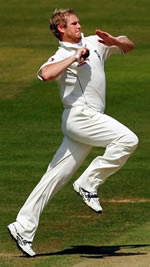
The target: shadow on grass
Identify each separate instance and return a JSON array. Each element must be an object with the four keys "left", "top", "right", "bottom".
[{"left": 34, "top": 244, "right": 150, "bottom": 259}]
